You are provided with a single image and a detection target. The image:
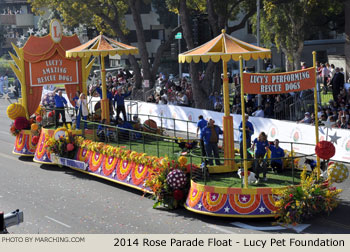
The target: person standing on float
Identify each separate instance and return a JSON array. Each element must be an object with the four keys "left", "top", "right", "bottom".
[
  {"left": 76, "top": 93, "right": 89, "bottom": 129},
  {"left": 54, "top": 90, "right": 67, "bottom": 128}
]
